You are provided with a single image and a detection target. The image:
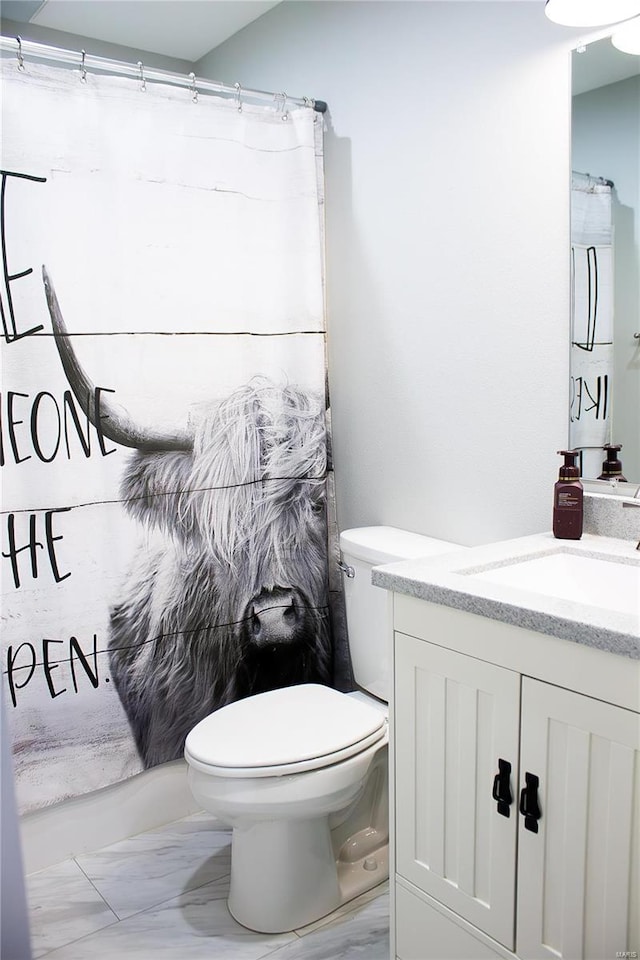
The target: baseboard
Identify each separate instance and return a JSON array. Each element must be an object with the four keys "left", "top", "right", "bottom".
[{"left": 21, "top": 760, "right": 200, "bottom": 874}]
